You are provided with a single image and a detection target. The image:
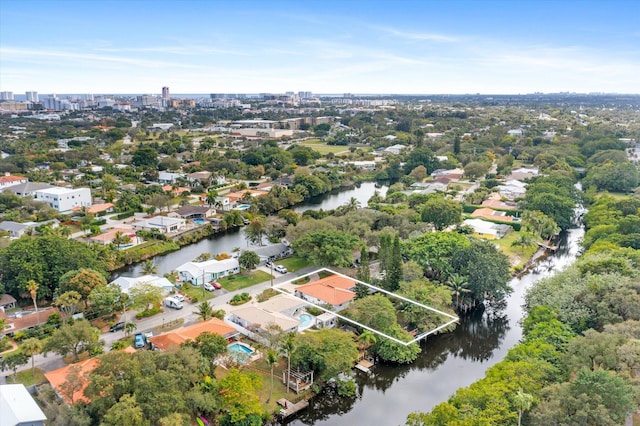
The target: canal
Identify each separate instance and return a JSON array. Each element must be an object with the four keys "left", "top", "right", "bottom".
[
  {"left": 115, "top": 182, "right": 388, "bottom": 277},
  {"left": 284, "top": 227, "right": 584, "bottom": 426}
]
